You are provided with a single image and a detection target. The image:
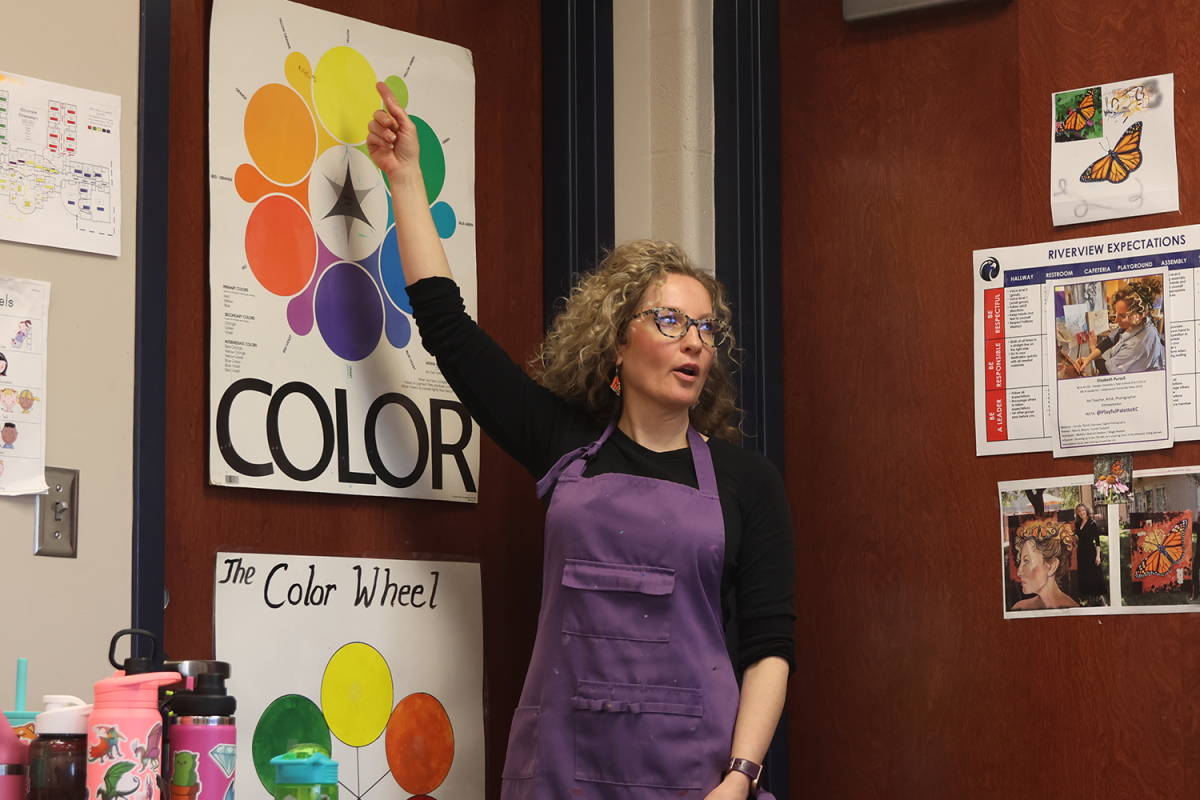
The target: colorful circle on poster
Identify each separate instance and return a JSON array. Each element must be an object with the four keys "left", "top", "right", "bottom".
[
  {"left": 245, "top": 195, "right": 316, "bottom": 297},
  {"left": 385, "top": 693, "right": 454, "bottom": 794},
  {"left": 251, "top": 694, "right": 332, "bottom": 795},
  {"left": 312, "top": 47, "right": 378, "bottom": 145},
  {"left": 321, "top": 642, "right": 393, "bottom": 747},
  {"left": 244, "top": 83, "right": 317, "bottom": 185}
]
